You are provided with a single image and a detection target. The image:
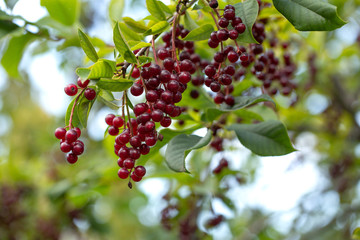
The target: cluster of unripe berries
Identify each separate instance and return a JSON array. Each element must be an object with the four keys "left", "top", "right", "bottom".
[
  {"left": 54, "top": 127, "right": 84, "bottom": 164},
  {"left": 64, "top": 78, "right": 97, "bottom": 100}
]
